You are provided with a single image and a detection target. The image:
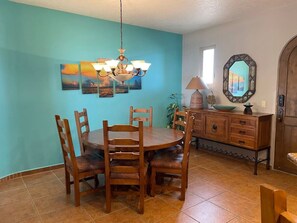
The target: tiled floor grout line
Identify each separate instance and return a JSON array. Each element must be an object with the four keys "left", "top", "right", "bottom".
[
  {"left": 207, "top": 199, "right": 243, "bottom": 220},
  {"left": 52, "top": 169, "right": 66, "bottom": 187},
  {"left": 51, "top": 169, "right": 61, "bottom": 180},
  {"left": 21, "top": 176, "right": 44, "bottom": 223},
  {"left": 21, "top": 171, "right": 71, "bottom": 222},
  {"left": 226, "top": 216, "right": 239, "bottom": 223},
  {"left": 180, "top": 210, "right": 201, "bottom": 223},
  {"left": 81, "top": 205, "right": 96, "bottom": 223},
  {"left": 205, "top": 179, "right": 260, "bottom": 204}
]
